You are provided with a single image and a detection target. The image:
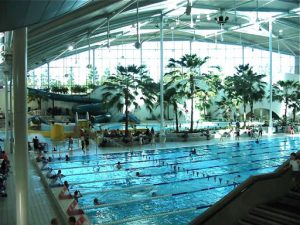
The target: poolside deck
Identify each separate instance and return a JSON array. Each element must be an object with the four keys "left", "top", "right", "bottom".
[{"left": 0, "top": 132, "right": 294, "bottom": 225}]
